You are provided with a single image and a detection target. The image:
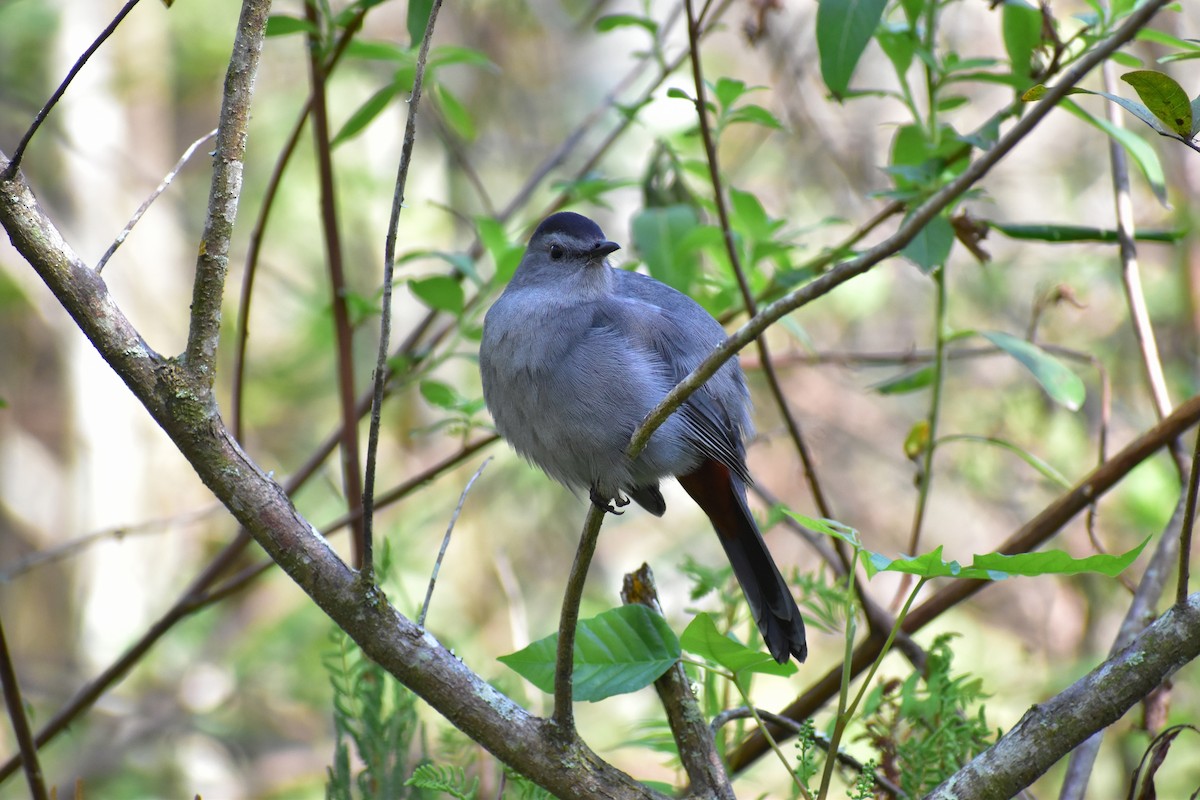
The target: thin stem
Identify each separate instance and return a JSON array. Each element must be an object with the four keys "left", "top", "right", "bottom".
[
  {"left": 1177, "top": 428, "right": 1200, "bottom": 606},
  {"left": 1, "top": 0, "right": 142, "bottom": 181},
  {"left": 552, "top": 504, "right": 607, "bottom": 732},
  {"left": 683, "top": 0, "right": 836, "bottom": 522},
  {"left": 96, "top": 128, "right": 217, "bottom": 273},
  {"left": 905, "top": 265, "right": 949, "bottom": 561},
  {"left": 419, "top": 458, "right": 490, "bottom": 627},
  {"left": 0, "top": 616, "right": 46, "bottom": 800},
  {"left": 305, "top": 1, "right": 366, "bottom": 570},
  {"left": 364, "top": 0, "right": 445, "bottom": 583}
]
